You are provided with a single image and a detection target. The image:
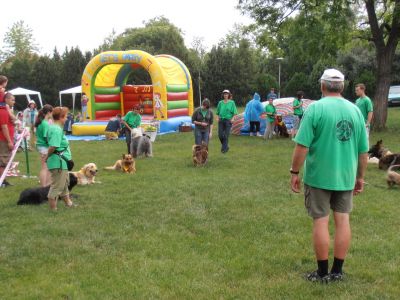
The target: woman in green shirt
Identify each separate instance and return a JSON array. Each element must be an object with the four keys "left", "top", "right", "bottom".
[
  {"left": 216, "top": 90, "right": 238, "bottom": 153},
  {"left": 35, "top": 104, "right": 53, "bottom": 187},
  {"left": 45, "top": 107, "right": 75, "bottom": 210},
  {"left": 121, "top": 105, "right": 142, "bottom": 154}
]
